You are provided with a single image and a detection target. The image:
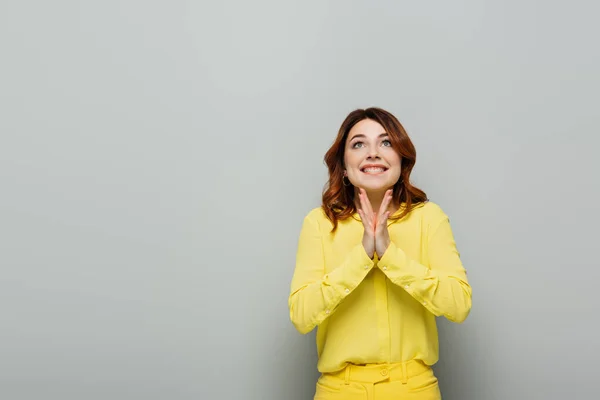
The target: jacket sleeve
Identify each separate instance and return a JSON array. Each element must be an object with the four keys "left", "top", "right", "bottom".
[
  {"left": 377, "top": 213, "right": 472, "bottom": 323},
  {"left": 288, "top": 212, "right": 375, "bottom": 334}
]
